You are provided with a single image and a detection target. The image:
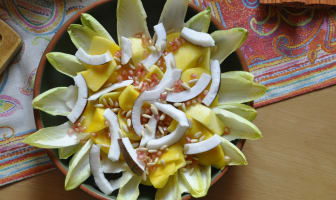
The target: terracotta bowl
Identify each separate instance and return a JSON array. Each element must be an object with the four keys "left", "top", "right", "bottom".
[{"left": 33, "top": 0, "right": 248, "bottom": 199}]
